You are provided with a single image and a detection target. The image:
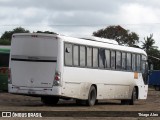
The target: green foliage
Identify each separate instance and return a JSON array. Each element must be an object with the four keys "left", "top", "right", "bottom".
[
  {"left": 1, "top": 27, "right": 30, "bottom": 40},
  {"left": 0, "top": 26, "right": 160, "bottom": 70},
  {"left": 93, "top": 26, "right": 160, "bottom": 70},
  {"left": 142, "top": 34, "right": 160, "bottom": 70},
  {"left": 142, "top": 34, "right": 157, "bottom": 53},
  {"left": 93, "top": 25, "right": 139, "bottom": 47},
  {"left": 147, "top": 48, "right": 160, "bottom": 70},
  {"left": 36, "top": 31, "right": 57, "bottom": 34},
  {"left": 0, "top": 39, "right": 11, "bottom": 45},
  {"left": 0, "top": 27, "right": 57, "bottom": 45}
]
